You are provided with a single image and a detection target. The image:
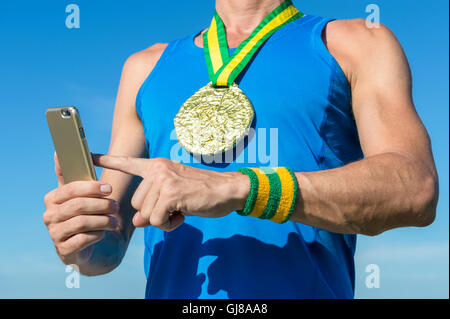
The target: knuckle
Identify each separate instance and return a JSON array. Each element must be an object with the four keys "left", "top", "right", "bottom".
[
  {"left": 165, "top": 177, "right": 178, "bottom": 189},
  {"left": 119, "top": 156, "right": 131, "bottom": 169},
  {"left": 72, "top": 215, "right": 89, "bottom": 232},
  {"left": 161, "top": 183, "right": 177, "bottom": 198},
  {"left": 48, "top": 226, "right": 57, "bottom": 240},
  {"left": 56, "top": 242, "right": 71, "bottom": 257},
  {"left": 42, "top": 211, "right": 52, "bottom": 226},
  {"left": 139, "top": 207, "right": 150, "bottom": 220},
  {"left": 68, "top": 198, "right": 84, "bottom": 213},
  {"left": 43, "top": 192, "right": 53, "bottom": 206},
  {"left": 131, "top": 196, "right": 141, "bottom": 211},
  {"left": 156, "top": 171, "right": 171, "bottom": 184},
  {"left": 151, "top": 158, "right": 169, "bottom": 171},
  {"left": 42, "top": 209, "right": 53, "bottom": 226},
  {"left": 49, "top": 226, "right": 64, "bottom": 244}
]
